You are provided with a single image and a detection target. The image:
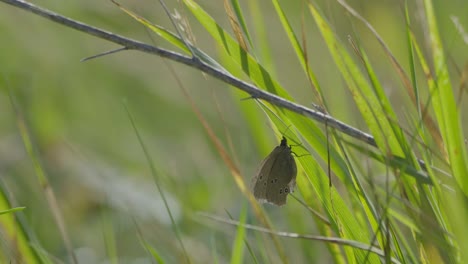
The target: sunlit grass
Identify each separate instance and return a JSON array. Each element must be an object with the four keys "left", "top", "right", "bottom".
[{"left": 0, "top": 0, "right": 467, "bottom": 263}]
